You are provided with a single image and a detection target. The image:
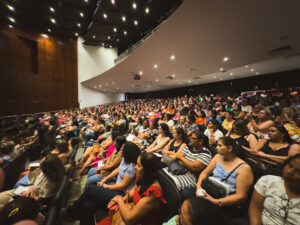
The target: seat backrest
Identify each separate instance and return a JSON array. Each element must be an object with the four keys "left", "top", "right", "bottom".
[
  {"left": 2, "top": 150, "right": 28, "bottom": 191},
  {"left": 50, "top": 175, "right": 69, "bottom": 207},
  {"left": 68, "top": 144, "right": 79, "bottom": 165},
  {"left": 157, "top": 170, "right": 181, "bottom": 222}
]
